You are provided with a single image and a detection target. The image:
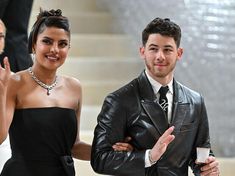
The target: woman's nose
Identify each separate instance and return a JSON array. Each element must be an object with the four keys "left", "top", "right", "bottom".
[{"left": 50, "top": 44, "right": 59, "bottom": 53}]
